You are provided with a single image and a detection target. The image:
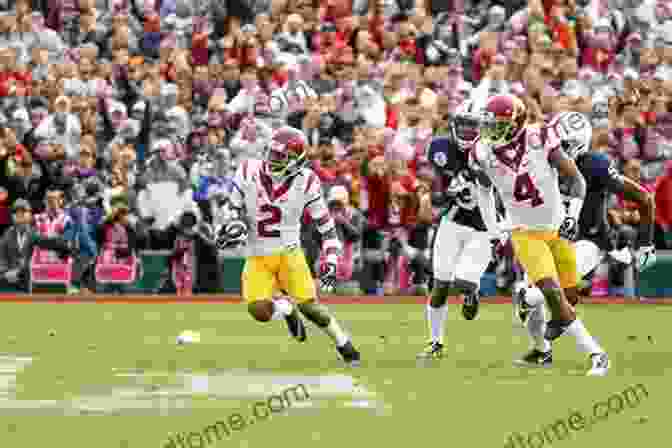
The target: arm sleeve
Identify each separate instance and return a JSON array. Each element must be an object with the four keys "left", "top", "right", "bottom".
[
  {"left": 338, "top": 214, "right": 362, "bottom": 242},
  {"left": 228, "top": 162, "right": 247, "bottom": 211},
  {"left": 304, "top": 173, "right": 341, "bottom": 263},
  {"left": 600, "top": 157, "right": 627, "bottom": 195},
  {"left": 548, "top": 146, "right": 586, "bottom": 199}
]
